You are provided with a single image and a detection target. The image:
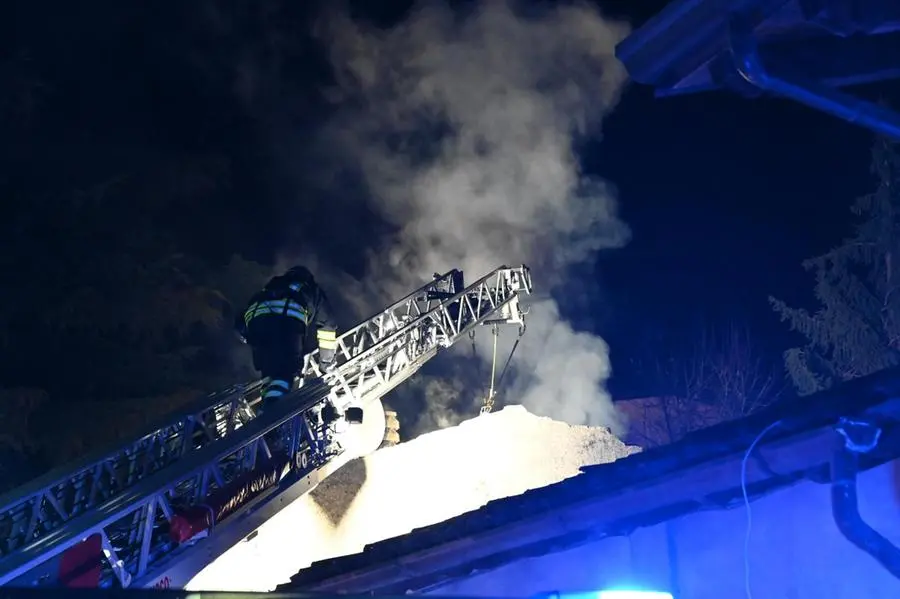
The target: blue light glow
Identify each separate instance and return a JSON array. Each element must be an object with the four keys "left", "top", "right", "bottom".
[
  {"left": 541, "top": 590, "right": 674, "bottom": 599},
  {"left": 596, "top": 593, "right": 673, "bottom": 599}
]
